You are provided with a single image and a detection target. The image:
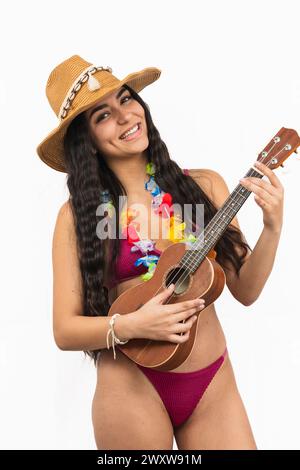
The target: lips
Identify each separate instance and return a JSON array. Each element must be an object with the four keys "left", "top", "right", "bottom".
[{"left": 119, "top": 122, "right": 141, "bottom": 139}]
